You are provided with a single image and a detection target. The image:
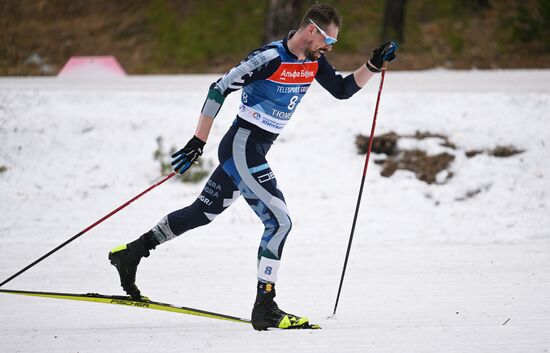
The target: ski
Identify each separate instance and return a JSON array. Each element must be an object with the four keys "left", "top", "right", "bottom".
[
  {"left": 0, "top": 288, "right": 321, "bottom": 329},
  {"left": 0, "top": 288, "right": 250, "bottom": 324}
]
